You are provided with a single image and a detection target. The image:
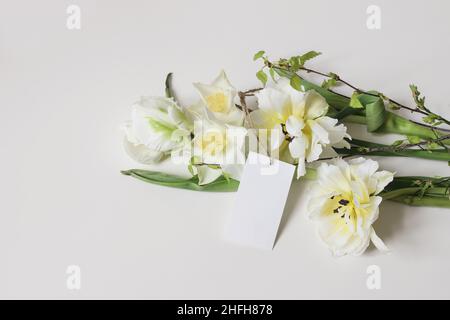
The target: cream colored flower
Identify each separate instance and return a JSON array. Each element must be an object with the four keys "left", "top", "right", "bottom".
[
  {"left": 192, "top": 119, "right": 247, "bottom": 184},
  {"left": 194, "top": 71, "right": 244, "bottom": 126},
  {"left": 307, "top": 157, "right": 394, "bottom": 256},
  {"left": 250, "top": 78, "right": 350, "bottom": 178},
  {"left": 123, "top": 96, "right": 192, "bottom": 164}
]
